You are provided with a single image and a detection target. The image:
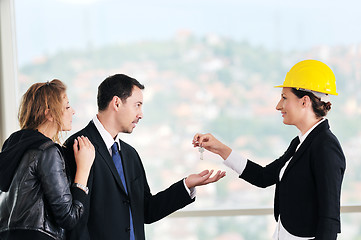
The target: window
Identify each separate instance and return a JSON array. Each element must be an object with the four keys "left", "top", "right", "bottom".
[{"left": 10, "top": 0, "right": 361, "bottom": 239}]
